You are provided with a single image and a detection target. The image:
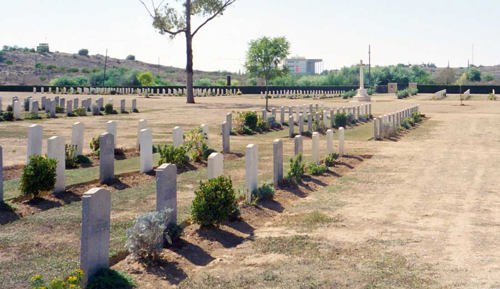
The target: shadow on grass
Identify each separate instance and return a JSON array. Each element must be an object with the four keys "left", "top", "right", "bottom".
[
  {"left": 195, "top": 226, "right": 247, "bottom": 249},
  {"left": 0, "top": 202, "right": 20, "bottom": 225},
  {"left": 257, "top": 198, "right": 285, "bottom": 213},
  {"left": 171, "top": 239, "right": 215, "bottom": 266},
  {"left": 53, "top": 190, "right": 82, "bottom": 204},
  {"left": 25, "top": 197, "right": 62, "bottom": 211},
  {"left": 145, "top": 259, "right": 188, "bottom": 285}
]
